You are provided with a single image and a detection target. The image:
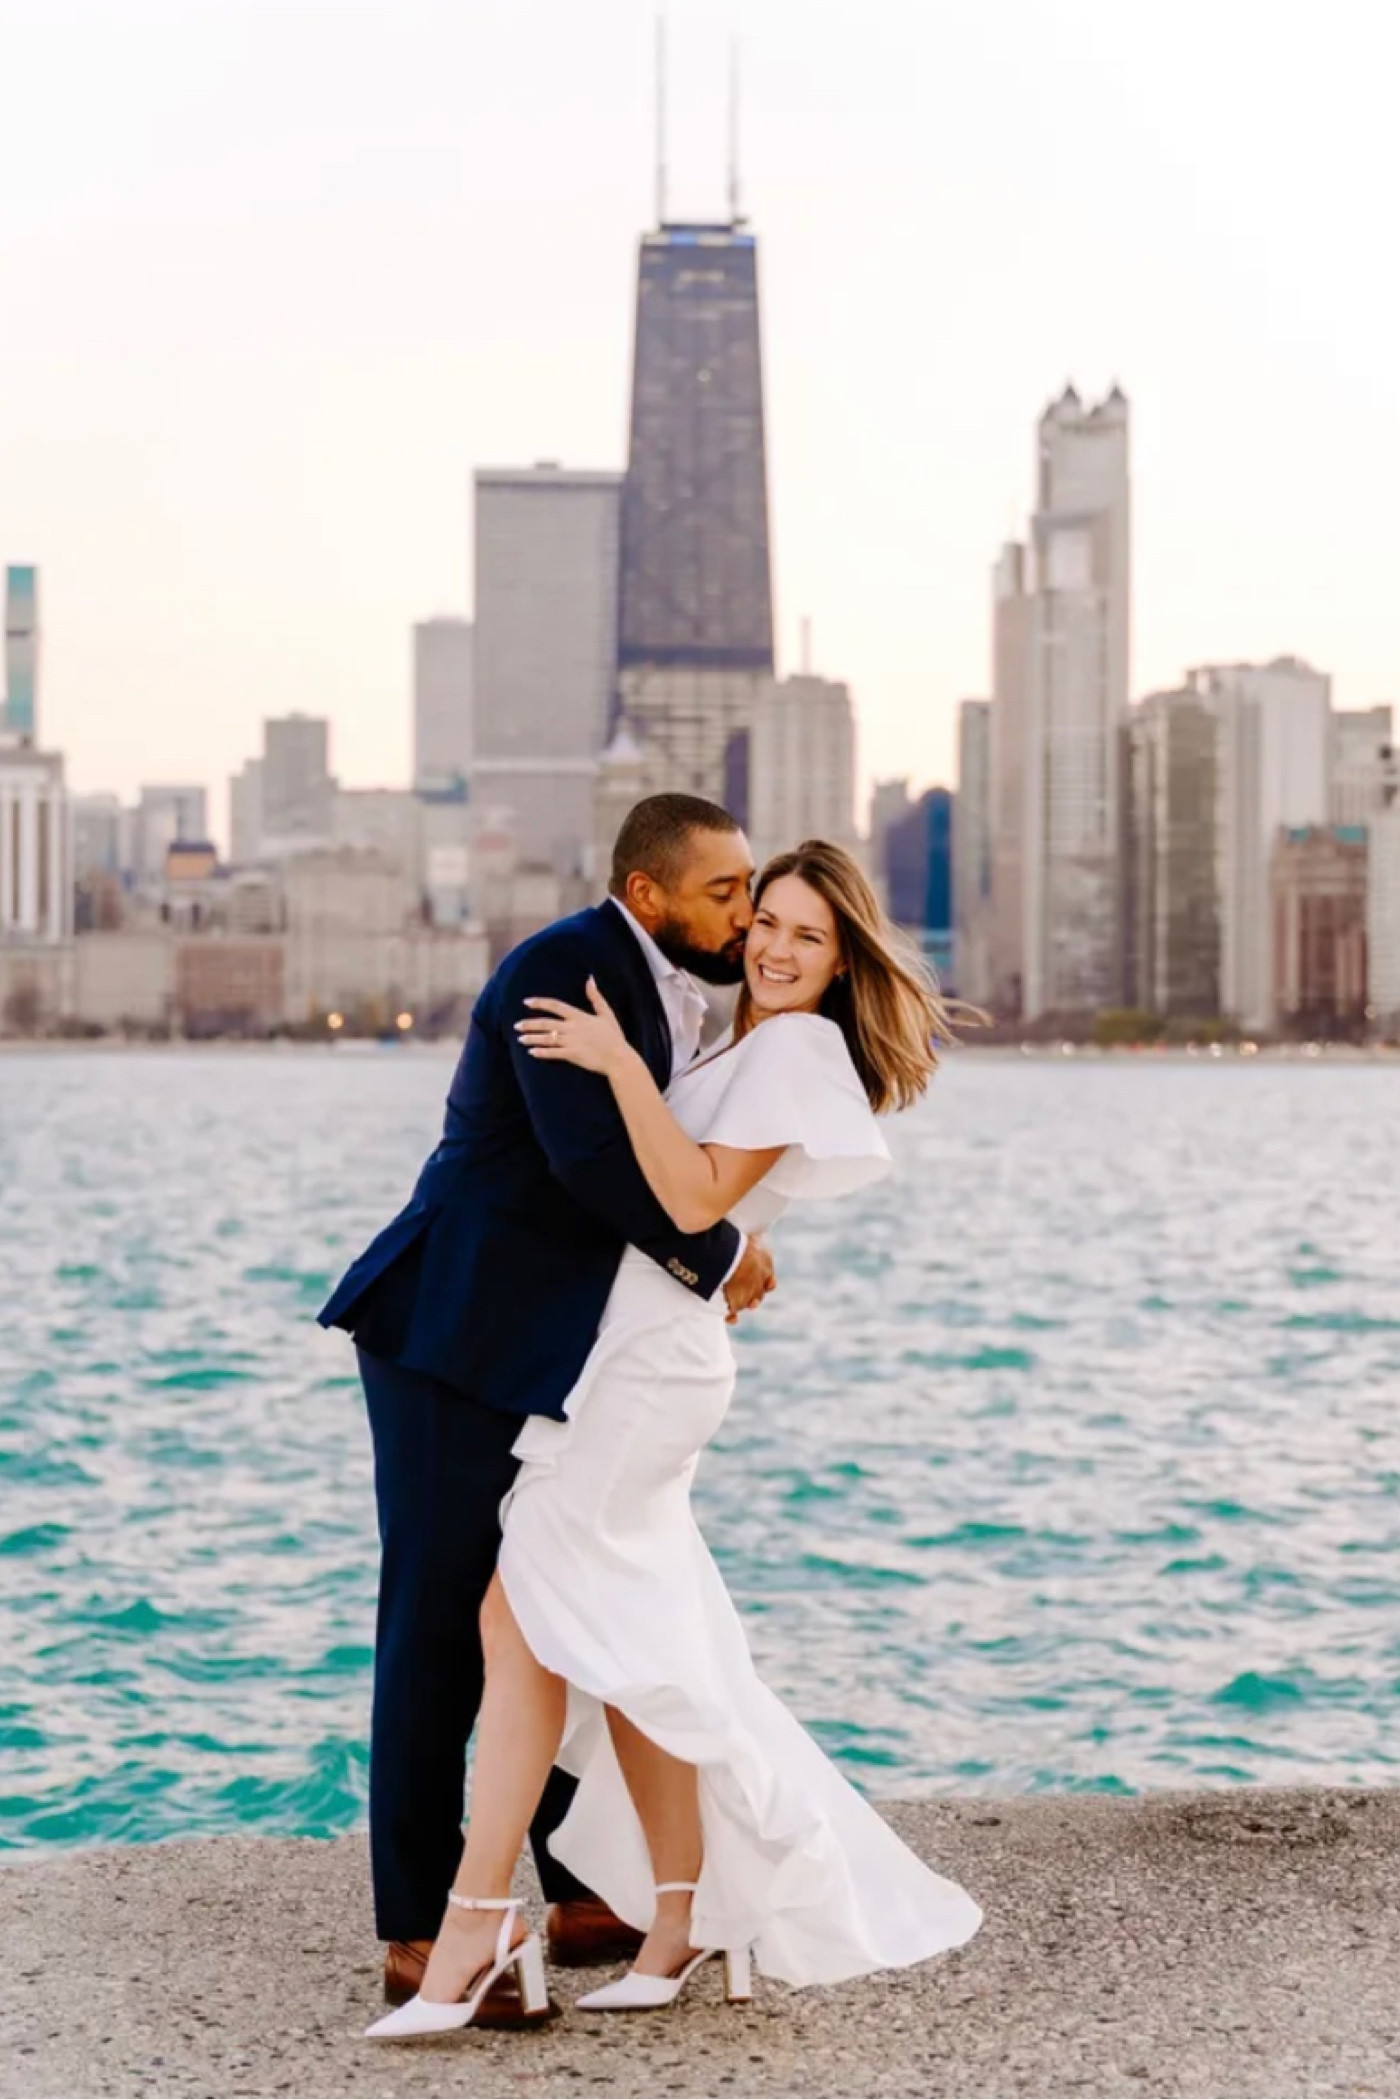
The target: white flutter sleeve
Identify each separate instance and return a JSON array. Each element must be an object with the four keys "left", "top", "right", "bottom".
[{"left": 696, "top": 1013, "right": 892, "bottom": 1203}]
